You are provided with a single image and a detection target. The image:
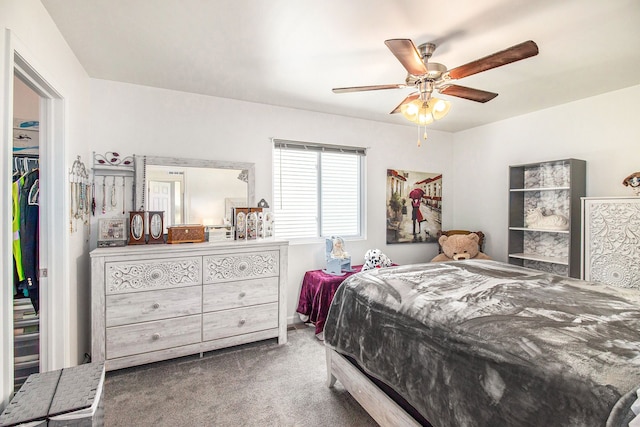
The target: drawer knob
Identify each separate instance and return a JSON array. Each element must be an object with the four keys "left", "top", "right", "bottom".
[
  {"left": 239, "top": 292, "right": 246, "bottom": 298},
  {"left": 151, "top": 333, "right": 160, "bottom": 341},
  {"left": 152, "top": 303, "right": 160, "bottom": 309},
  {"left": 239, "top": 319, "right": 246, "bottom": 326}
]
